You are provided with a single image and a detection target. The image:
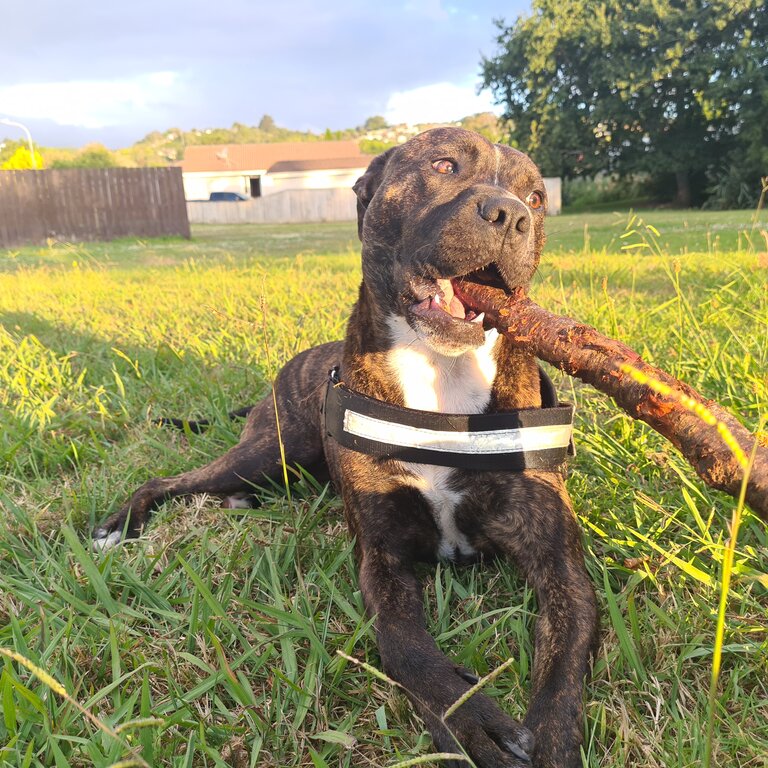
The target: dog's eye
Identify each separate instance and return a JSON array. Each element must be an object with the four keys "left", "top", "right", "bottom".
[
  {"left": 526, "top": 191, "right": 544, "bottom": 210},
  {"left": 431, "top": 159, "right": 456, "bottom": 174}
]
